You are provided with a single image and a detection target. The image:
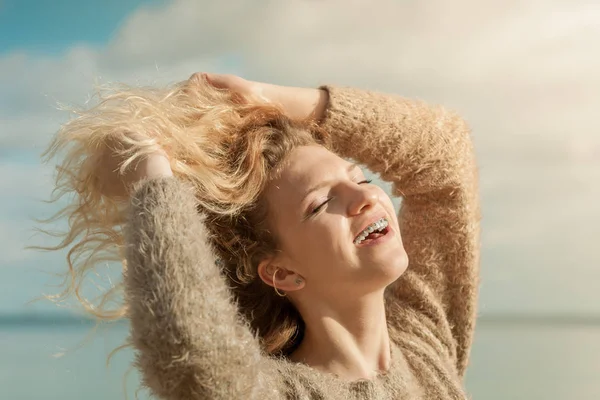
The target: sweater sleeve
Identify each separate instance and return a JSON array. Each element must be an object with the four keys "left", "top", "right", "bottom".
[
  {"left": 319, "top": 86, "right": 481, "bottom": 377},
  {"left": 123, "top": 177, "right": 283, "bottom": 400}
]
